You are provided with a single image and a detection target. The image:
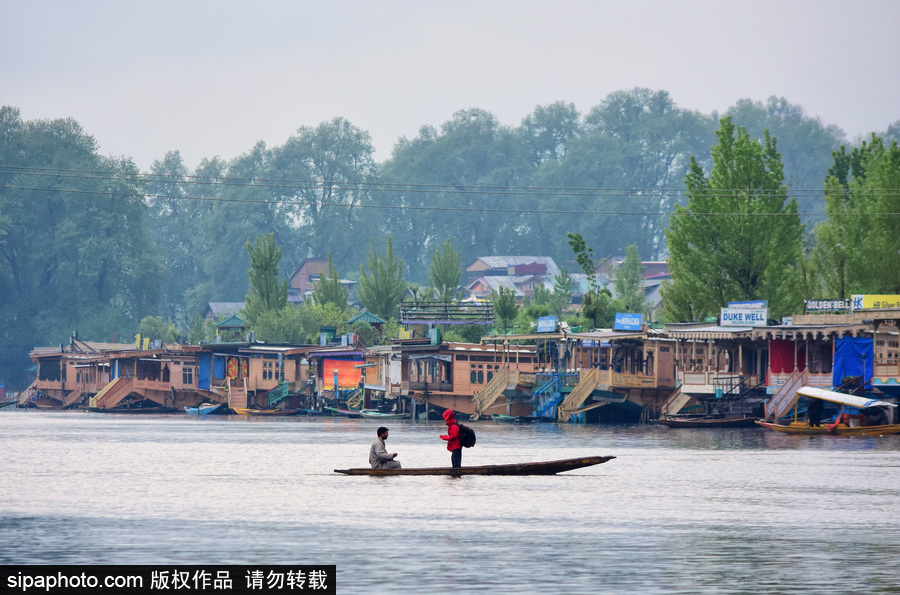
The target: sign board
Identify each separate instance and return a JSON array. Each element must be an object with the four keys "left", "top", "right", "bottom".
[
  {"left": 805, "top": 299, "right": 851, "bottom": 313},
  {"left": 727, "top": 300, "right": 768, "bottom": 310},
  {"left": 614, "top": 313, "right": 644, "bottom": 331},
  {"left": 720, "top": 307, "right": 768, "bottom": 327},
  {"left": 536, "top": 316, "right": 558, "bottom": 333},
  {"left": 851, "top": 294, "right": 900, "bottom": 310}
]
